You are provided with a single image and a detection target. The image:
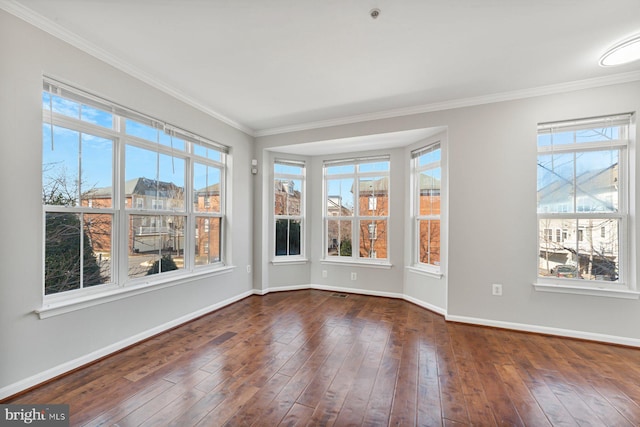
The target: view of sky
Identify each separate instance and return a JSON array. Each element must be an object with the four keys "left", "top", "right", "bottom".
[{"left": 42, "top": 92, "right": 223, "bottom": 201}]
